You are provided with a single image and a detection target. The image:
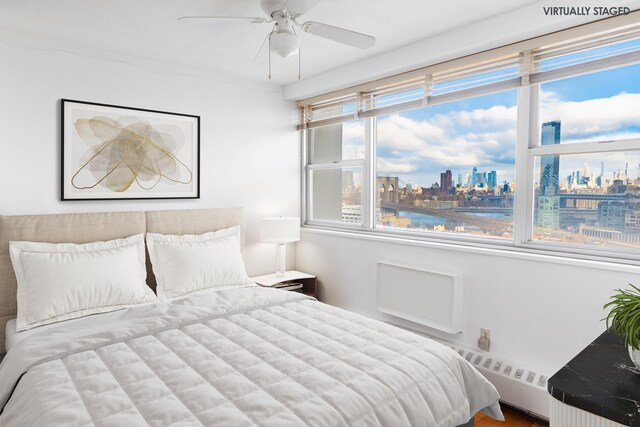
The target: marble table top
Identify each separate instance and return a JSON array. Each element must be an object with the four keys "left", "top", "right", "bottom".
[{"left": 548, "top": 330, "right": 640, "bottom": 426}]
